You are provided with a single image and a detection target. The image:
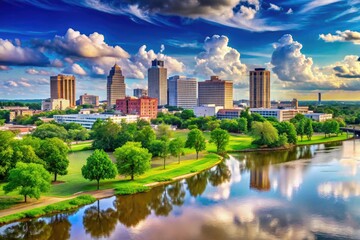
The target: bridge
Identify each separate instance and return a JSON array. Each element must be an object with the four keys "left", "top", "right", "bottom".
[{"left": 340, "top": 127, "right": 360, "bottom": 137}]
